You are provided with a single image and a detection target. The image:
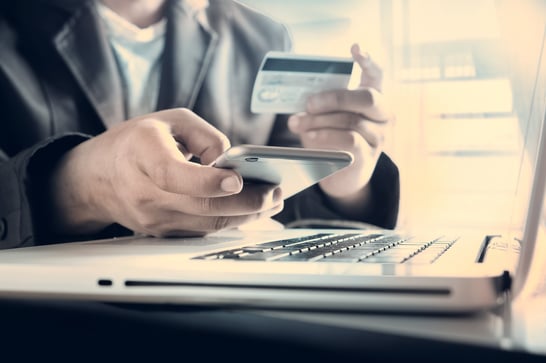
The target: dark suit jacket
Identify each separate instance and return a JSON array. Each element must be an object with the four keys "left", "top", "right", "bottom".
[{"left": 0, "top": 0, "right": 399, "bottom": 249}]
